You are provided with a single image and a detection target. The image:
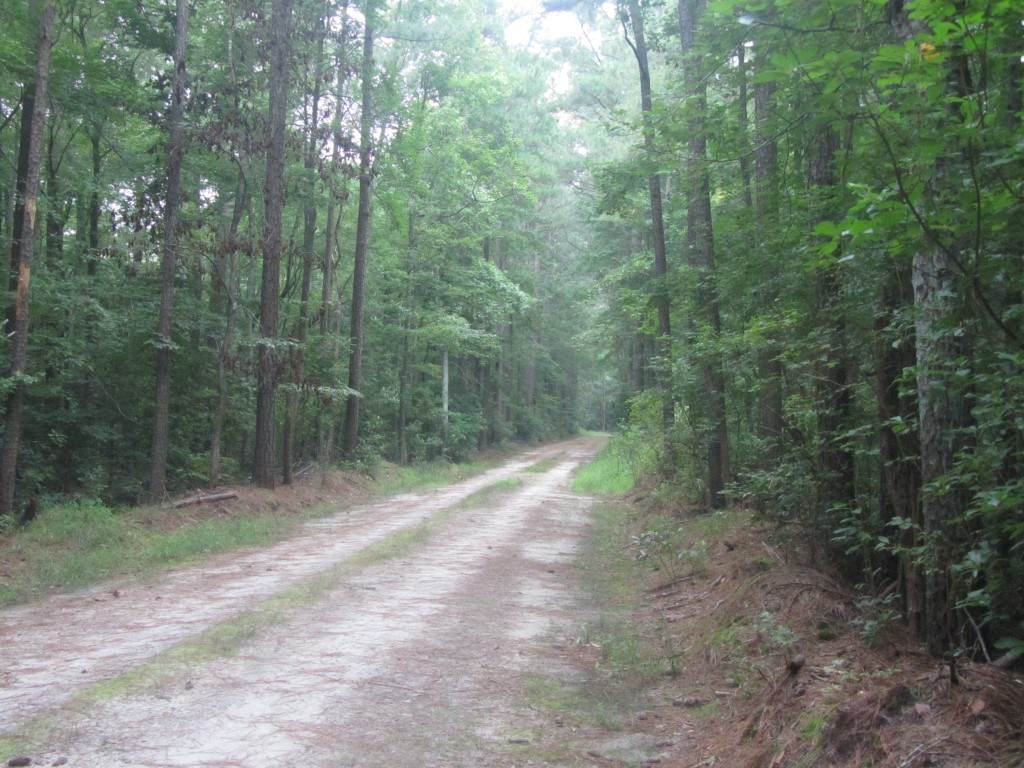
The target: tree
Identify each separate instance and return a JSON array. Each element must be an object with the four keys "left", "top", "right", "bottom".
[
  {"left": 678, "top": 0, "right": 728, "bottom": 508},
  {"left": 341, "top": 0, "right": 378, "bottom": 462},
  {"left": 897, "top": 0, "right": 975, "bottom": 661},
  {"left": 252, "top": 0, "right": 295, "bottom": 488},
  {"left": 148, "top": 0, "right": 190, "bottom": 499},
  {"left": 0, "top": 2, "right": 54, "bottom": 518},
  {"left": 620, "top": 0, "right": 674, "bottom": 451},
  {"left": 283, "top": 11, "right": 328, "bottom": 486}
]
